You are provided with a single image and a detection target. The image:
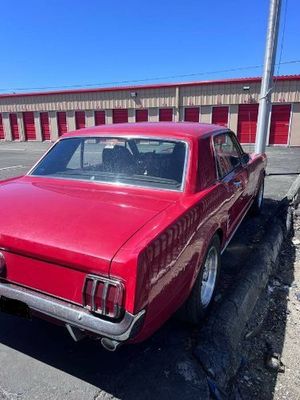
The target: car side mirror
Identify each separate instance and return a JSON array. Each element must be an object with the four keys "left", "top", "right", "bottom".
[{"left": 241, "top": 153, "right": 250, "bottom": 165}]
